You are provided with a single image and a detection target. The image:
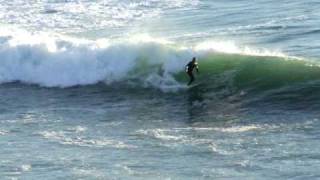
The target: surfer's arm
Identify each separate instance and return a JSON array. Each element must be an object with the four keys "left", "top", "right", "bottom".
[{"left": 195, "top": 63, "right": 199, "bottom": 72}]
